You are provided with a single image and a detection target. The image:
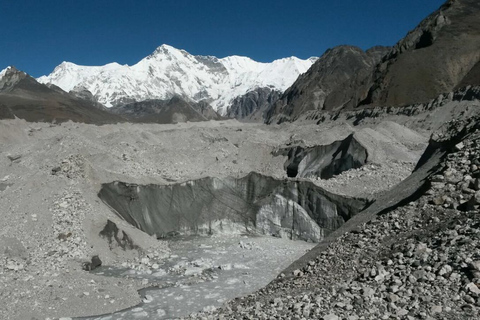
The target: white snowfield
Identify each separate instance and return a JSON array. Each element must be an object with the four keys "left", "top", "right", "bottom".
[
  {"left": 0, "top": 66, "right": 11, "bottom": 79},
  {"left": 37, "top": 44, "right": 317, "bottom": 114}
]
